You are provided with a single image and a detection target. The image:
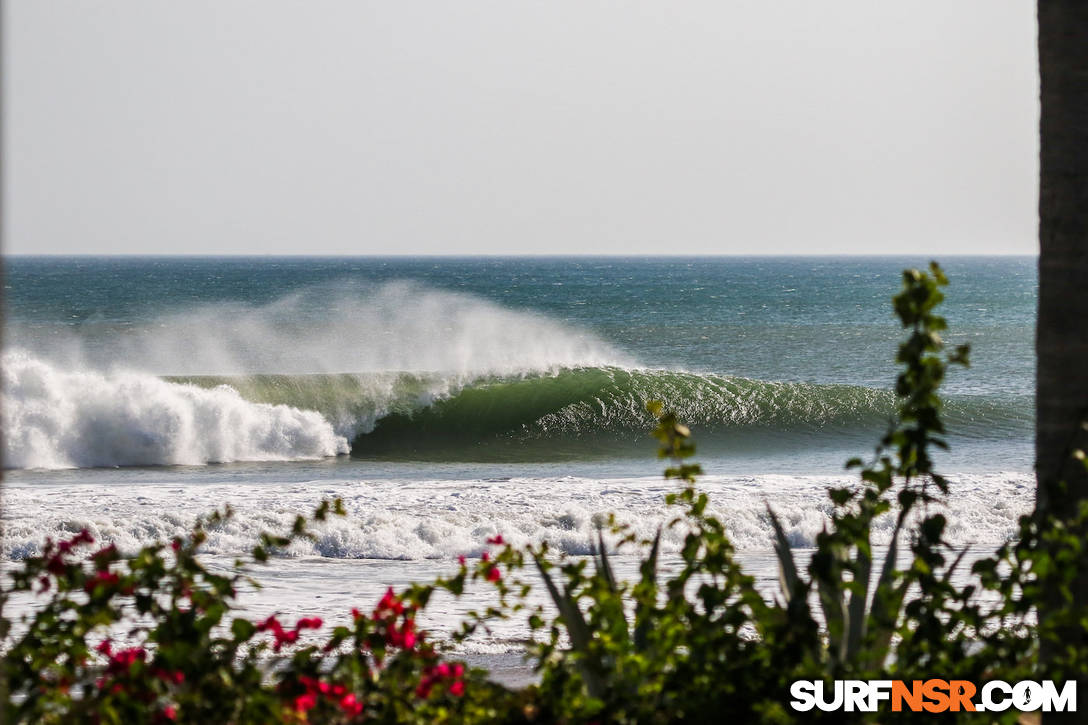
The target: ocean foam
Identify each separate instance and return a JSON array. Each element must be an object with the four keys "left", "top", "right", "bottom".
[
  {"left": 1, "top": 351, "right": 349, "bottom": 469},
  {"left": 2, "top": 472, "right": 1033, "bottom": 561}
]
